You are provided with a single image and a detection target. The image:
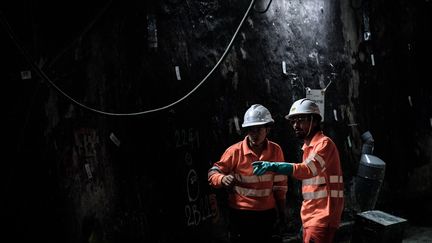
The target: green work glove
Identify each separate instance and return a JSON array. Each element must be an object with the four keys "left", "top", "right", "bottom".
[{"left": 252, "top": 161, "right": 293, "bottom": 175}]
